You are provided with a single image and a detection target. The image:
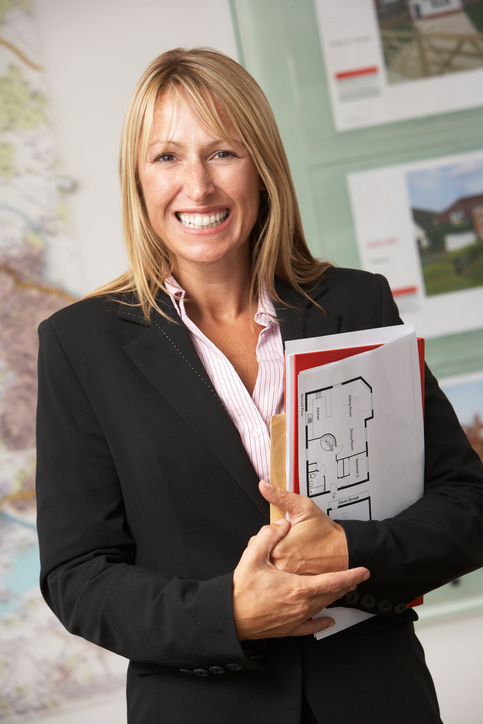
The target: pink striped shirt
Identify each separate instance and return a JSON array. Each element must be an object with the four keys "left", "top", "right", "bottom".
[{"left": 166, "top": 276, "right": 284, "bottom": 481}]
